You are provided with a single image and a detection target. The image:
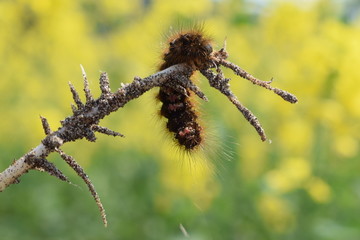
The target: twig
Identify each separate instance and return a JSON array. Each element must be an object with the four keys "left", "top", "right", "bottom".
[
  {"left": 216, "top": 58, "right": 298, "bottom": 104},
  {"left": 55, "top": 148, "right": 107, "bottom": 227},
  {"left": 99, "top": 70, "right": 111, "bottom": 95},
  {"left": 0, "top": 63, "right": 194, "bottom": 226},
  {"left": 40, "top": 116, "right": 52, "bottom": 135},
  {"left": 0, "top": 44, "right": 298, "bottom": 226},
  {"left": 28, "top": 156, "right": 70, "bottom": 183},
  {"left": 0, "top": 63, "right": 192, "bottom": 194},
  {"left": 68, "top": 82, "right": 84, "bottom": 110},
  {"left": 91, "top": 125, "right": 125, "bottom": 137},
  {"left": 81, "top": 64, "right": 94, "bottom": 102},
  {"left": 201, "top": 68, "right": 267, "bottom": 141}
]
